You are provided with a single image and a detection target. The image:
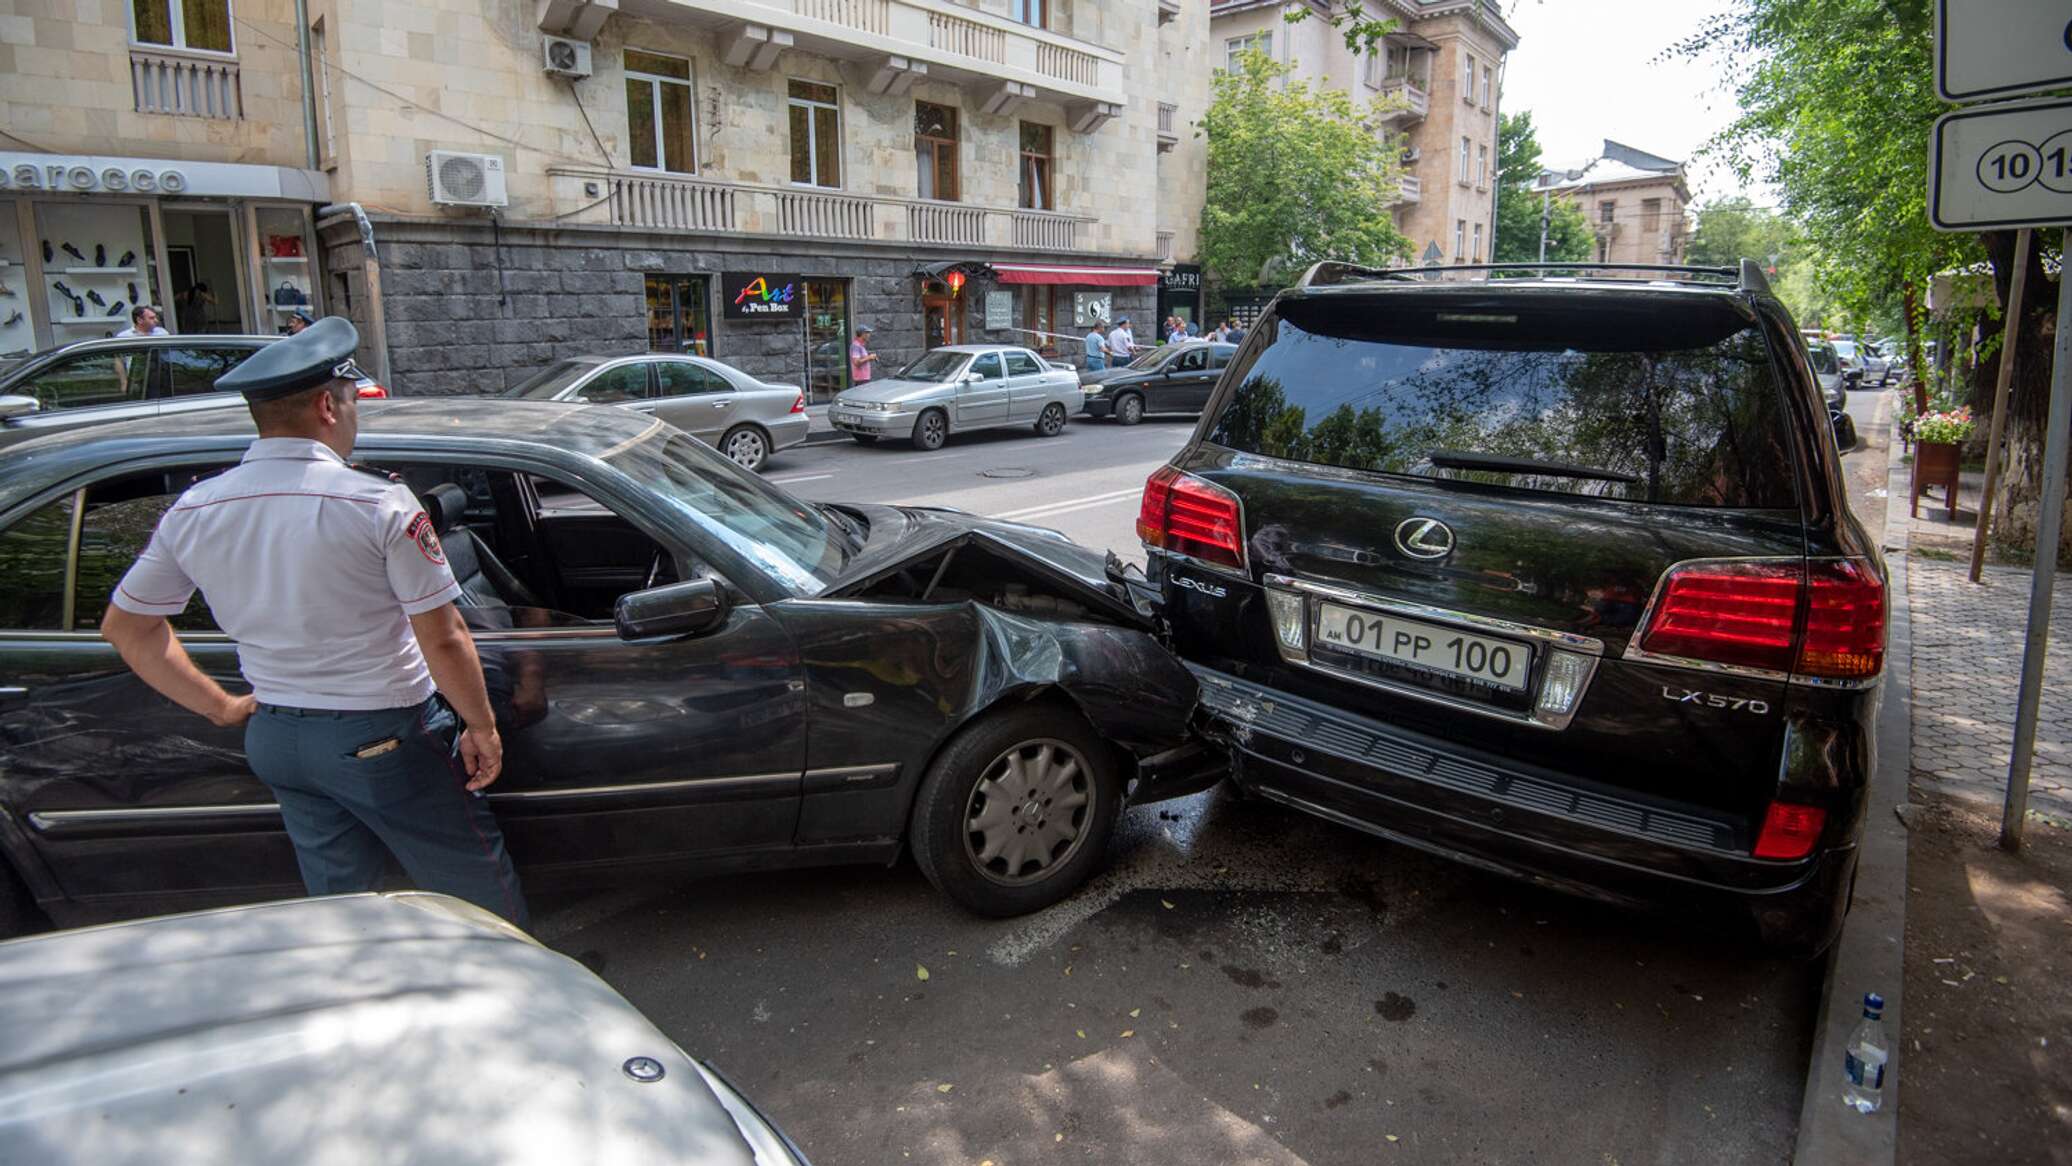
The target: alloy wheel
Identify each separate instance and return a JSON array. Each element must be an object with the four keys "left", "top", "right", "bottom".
[
  {"left": 1117, "top": 394, "right": 1143, "bottom": 425},
  {"left": 962, "top": 739, "right": 1094, "bottom": 886},
  {"left": 916, "top": 411, "right": 947, "bottom": 450},
  {"left": 1038, "top": 403, "right": 1066, "bottom": 436},
  {"left": 724, "top": 428, "right": 768, "bottom": 471}
]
